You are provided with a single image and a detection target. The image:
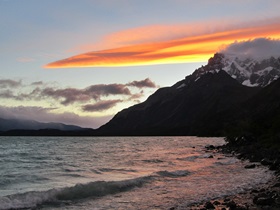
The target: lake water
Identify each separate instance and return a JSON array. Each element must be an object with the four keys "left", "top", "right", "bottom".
[{"left": 0, "top": 136, "right": 272, "bottom": 209}]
